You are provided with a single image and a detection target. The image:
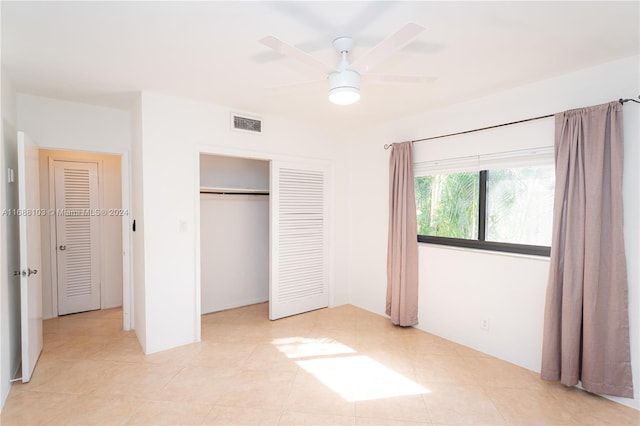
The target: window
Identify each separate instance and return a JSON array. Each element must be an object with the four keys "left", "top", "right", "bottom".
[
  {"left": 416, "top": 172, "right": 479, "bottom": 239},
  {"left": 415, "top": 162, "right": 554, "bottom": 256},
  {"left": 485, "top": 166, "right": 554, "bottom": 247}
]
